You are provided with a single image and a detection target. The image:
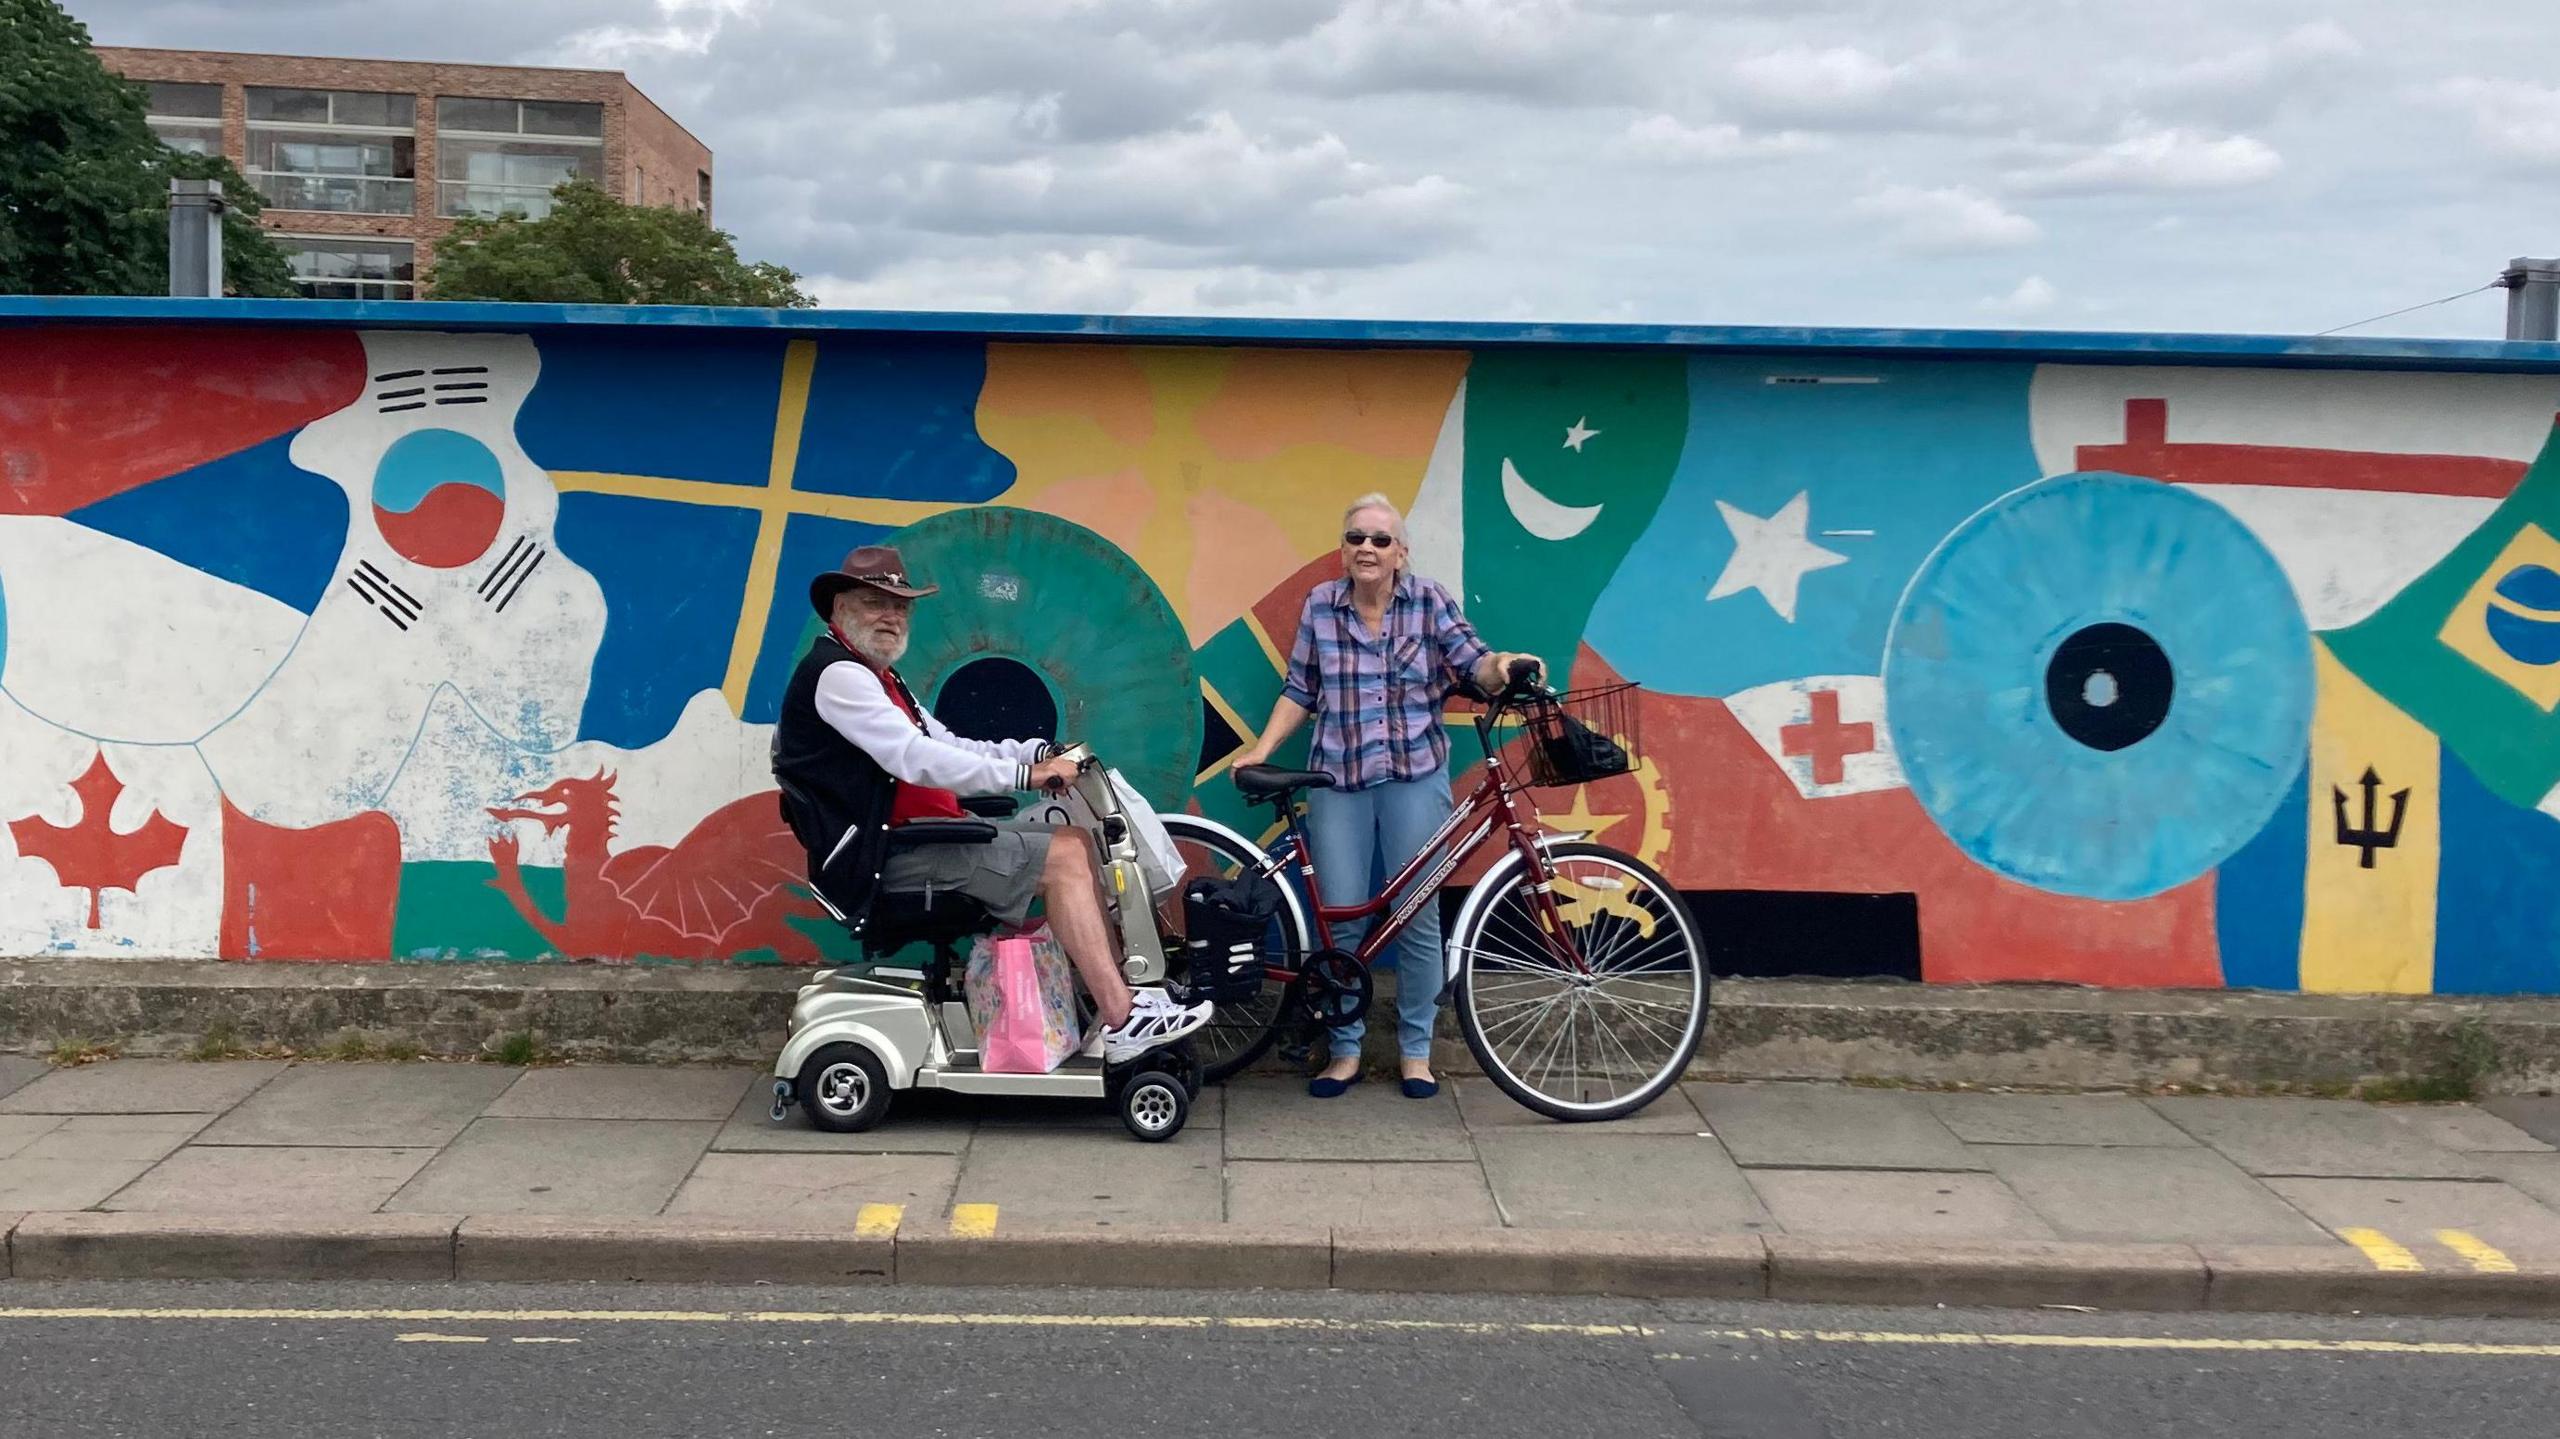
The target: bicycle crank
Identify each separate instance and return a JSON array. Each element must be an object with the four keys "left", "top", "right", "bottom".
[{"left": 1296, "top": 949, "right": 1372, "bottom": 1029}]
